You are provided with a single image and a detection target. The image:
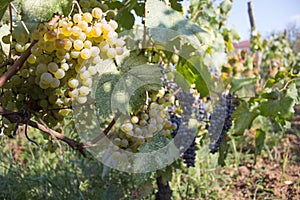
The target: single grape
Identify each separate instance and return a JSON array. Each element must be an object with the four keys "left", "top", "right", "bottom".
[
  {"left": 54, "top": 69, "right": 65, "bottom": 79},
  {"left": 92, "top": 7, "right": 103, "bottom": 19},
  {"left": 79, "top": 86, "right": 90, "bottom": 96},
  {"left": 73, "top": 39, "right": 84, "bottom": 50},
  {"left": 80, "top": 48, "right": 91, "bottom": 59},
  {"left": 82, "top": 12, "right": 93, "bottom": 23},
  {"left": 68, "top": 78, "right": 79, "bottom": 88},
  {"left": 47, "top": 62, "right": 59, "bottom": 73},
  {"left": 76, "top": 96, "right": 87, "bottom": 104}
]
